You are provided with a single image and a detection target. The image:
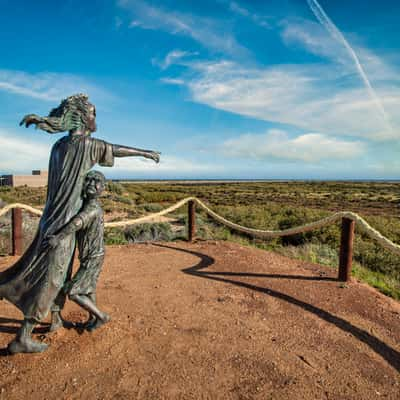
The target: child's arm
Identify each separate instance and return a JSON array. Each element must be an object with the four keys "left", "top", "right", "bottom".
[{"left": 45, "top": 215, "right": 85, "bottom": 249}]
